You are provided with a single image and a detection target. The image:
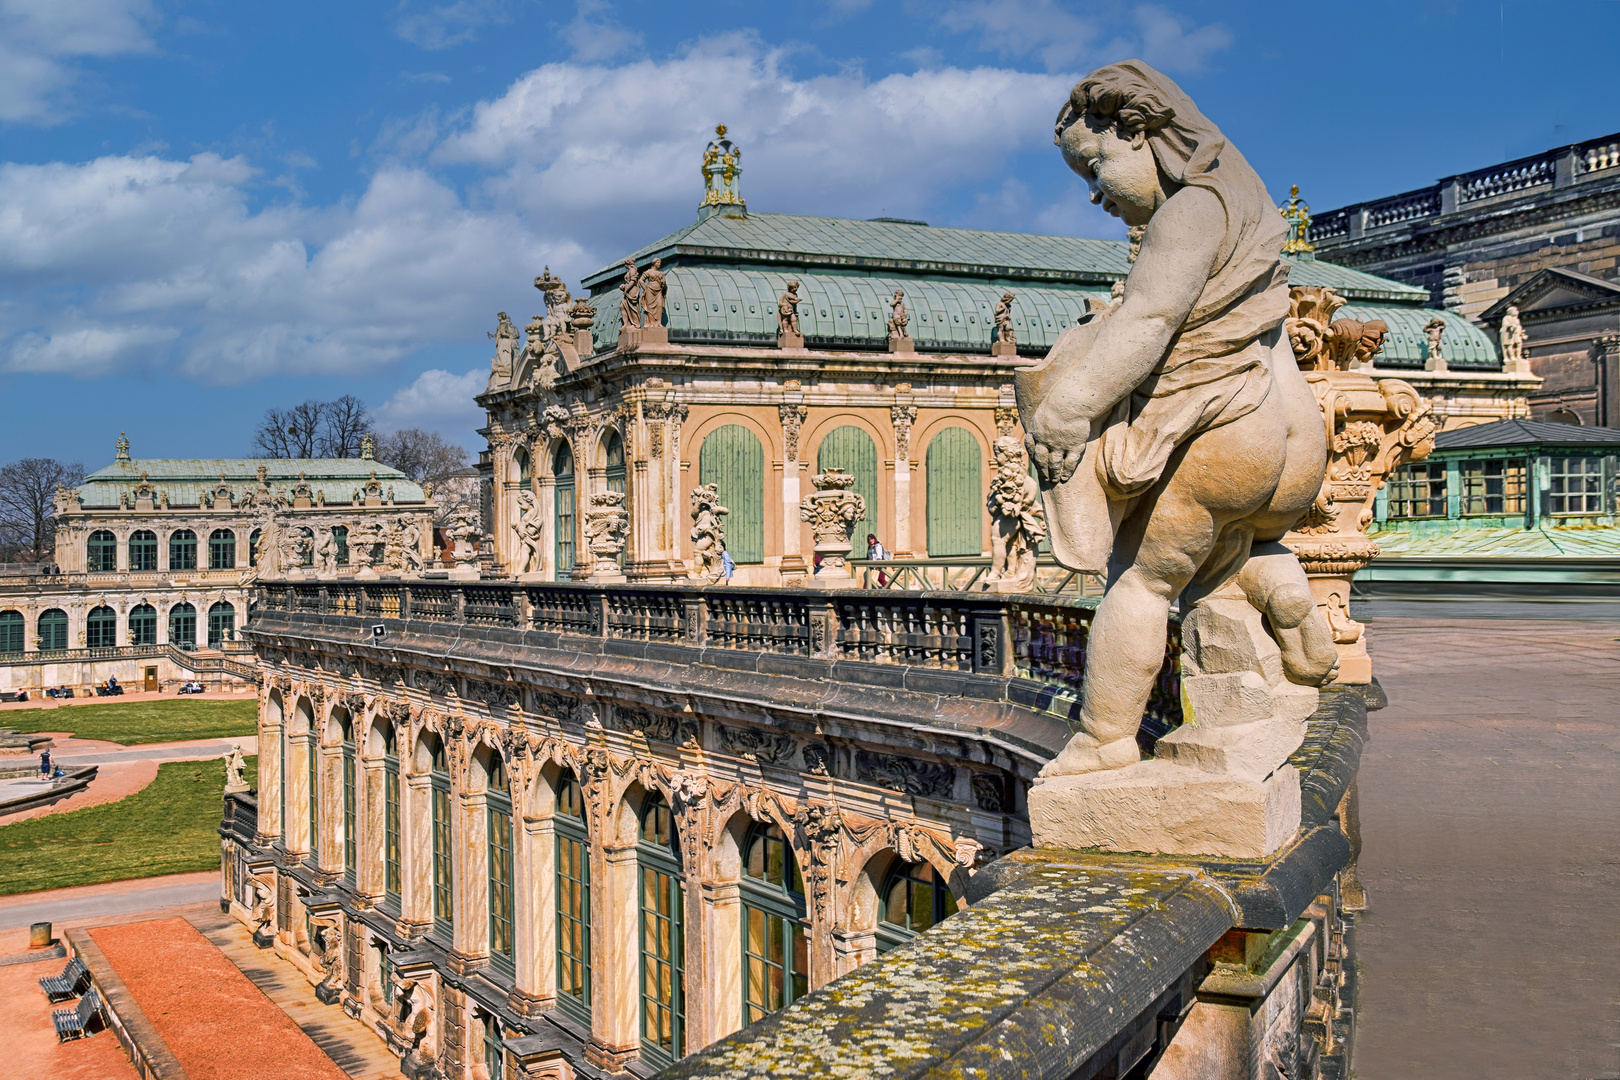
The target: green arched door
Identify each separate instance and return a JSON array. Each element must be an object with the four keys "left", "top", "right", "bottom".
[
  {"left": 698, "top": 425, "right": 764, "bottom": 564},
  {"left": 925, "top": 427, "right": 983, "bottom": 556},
  {"left": 816, "top": 426, "right": 878, "bottom": 549}
]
